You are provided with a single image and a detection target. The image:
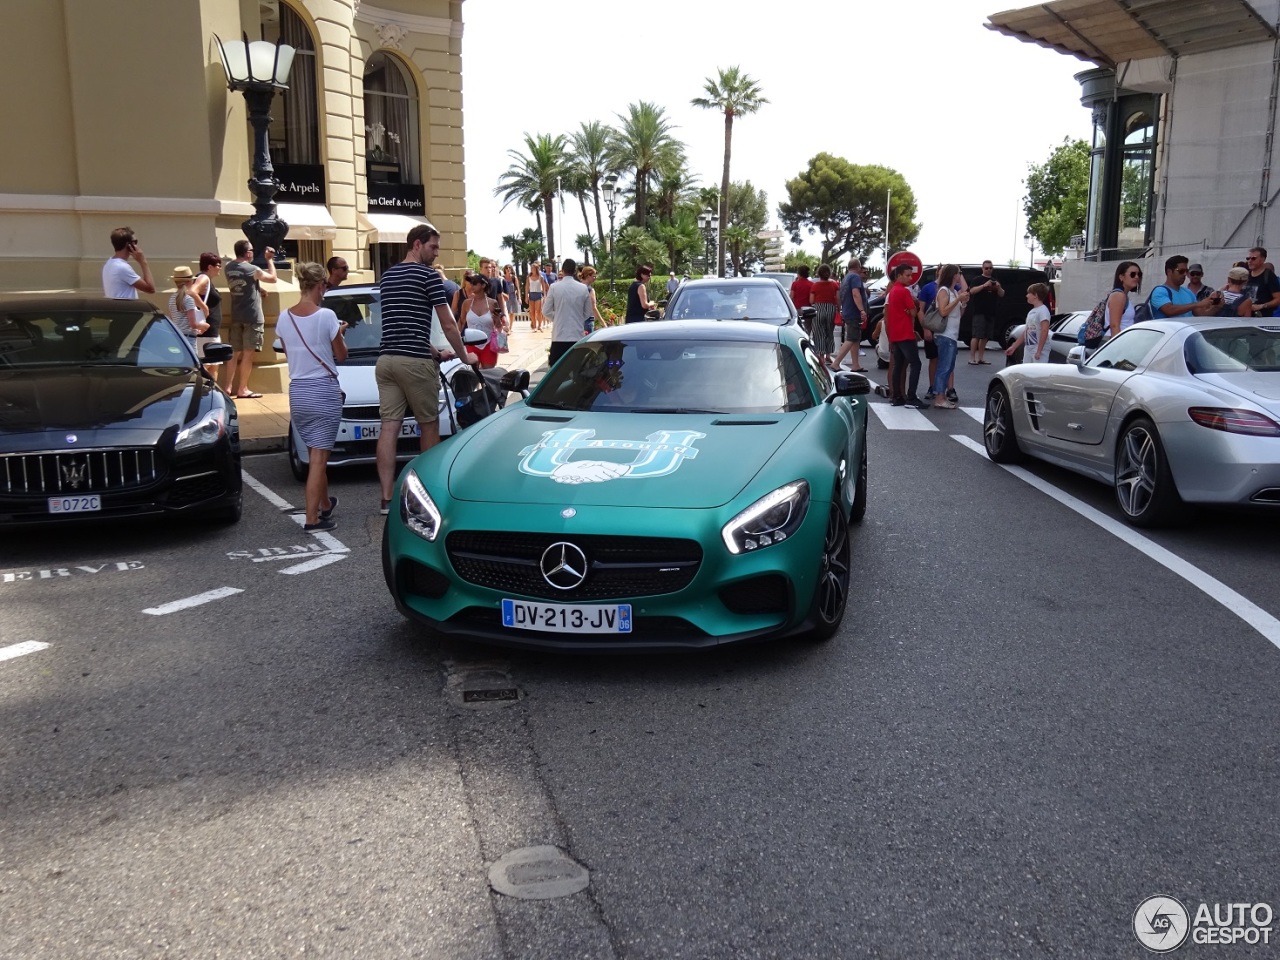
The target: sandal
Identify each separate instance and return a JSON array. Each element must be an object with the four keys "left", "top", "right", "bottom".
[
  {"left": 851, "top": 367, "right": 869, "bottom": 373},
  {"left": 235, "top": 390, "right": 264, "bottom": 399},
  {"left": 967, "top": 361, "right": 981, "bottom": 365}
]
